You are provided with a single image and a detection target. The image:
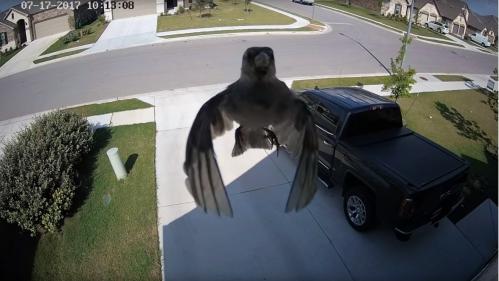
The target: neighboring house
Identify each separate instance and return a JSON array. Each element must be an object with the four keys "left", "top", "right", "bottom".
[
  {"left": 408, "top": 0, "right": 469, "bottom": 38},
  {"left": 104, "top": 0, "right": 186, "bottom": 21},
  {"left": 0, "top": 0, "right": 100, "bottom": 53},
  {"left": 467, "top": 12, "right": 497, "bottom": 45},
  {"left": 0, "top": 10, "right": 18, "bottom": 53},
  {"left": 381, "top": 0, "right": 410, "bottom": 17},
  {"left": 409, "top": 0, "right": 441, "bottom": 25},
  {"left": 383, "top": 0, "right": 497, "bottom": 40},
  {"left": 432, "top": 0, "right": 469, "bottom": 38}
]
